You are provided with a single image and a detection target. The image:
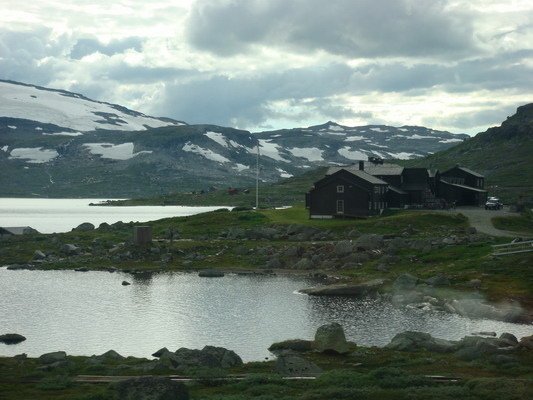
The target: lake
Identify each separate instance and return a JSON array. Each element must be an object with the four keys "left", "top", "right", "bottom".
[
  {"left": 0, "top": 198, "right": 230, "bottom": 233},
  {"left": 1, "top": 269, "right": 531, "bottom": 361}
]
